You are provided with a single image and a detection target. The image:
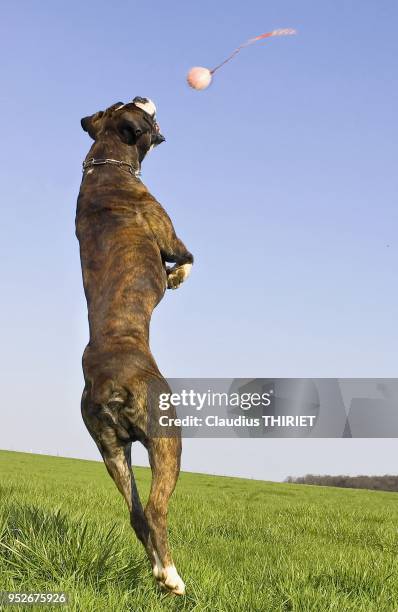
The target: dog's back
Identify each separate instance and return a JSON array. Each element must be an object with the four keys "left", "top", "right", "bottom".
[{"left": 76, "top": 175, "right": 167, "bottom": 405}]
